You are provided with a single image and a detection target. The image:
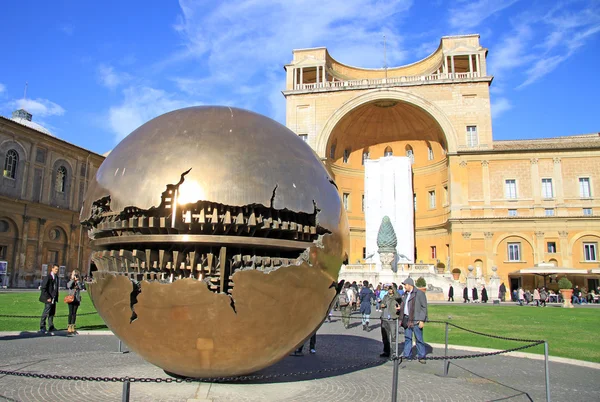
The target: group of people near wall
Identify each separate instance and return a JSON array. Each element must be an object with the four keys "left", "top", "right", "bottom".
[
  {"left": 38, "top": 264, "right": 85, "bottom": 335},
  {"left": 335, "top": 278, "right": 429, "bottom": 362},
  {"left": 449, "top": 284, "right": 489, "bottom": 303}
]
